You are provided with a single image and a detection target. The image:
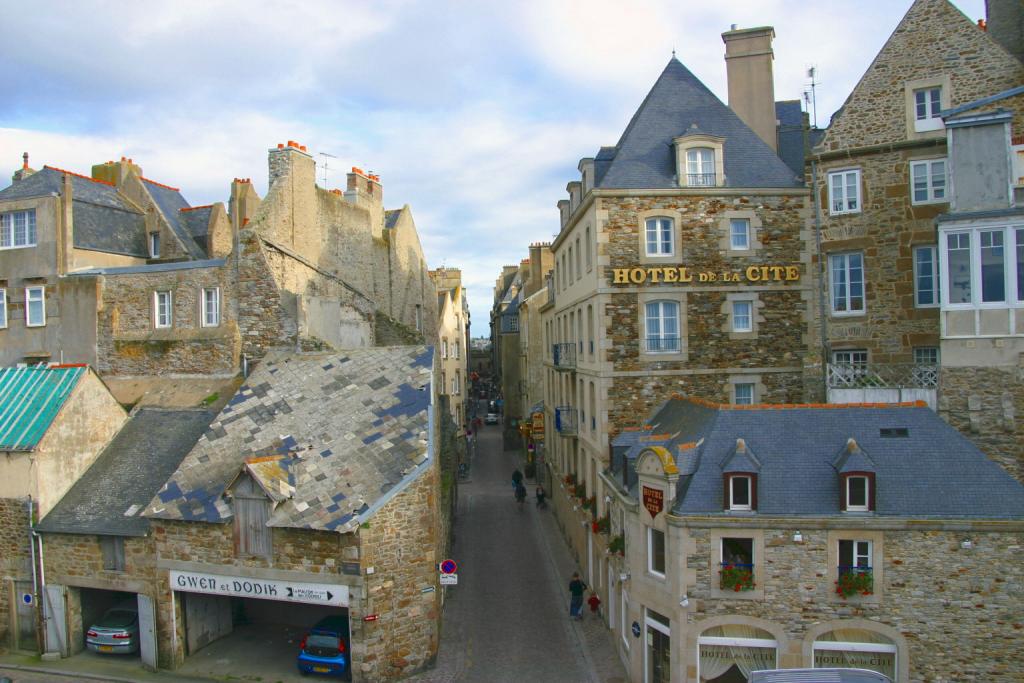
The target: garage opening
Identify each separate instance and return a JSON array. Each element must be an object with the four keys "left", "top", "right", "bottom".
[{"left": 75, "top": 588, "right": 141, "bottom": 659}]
